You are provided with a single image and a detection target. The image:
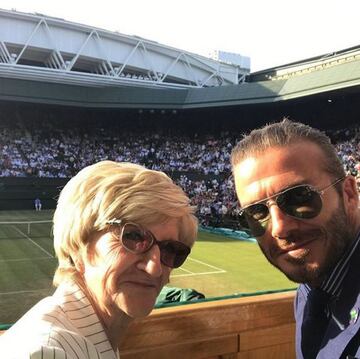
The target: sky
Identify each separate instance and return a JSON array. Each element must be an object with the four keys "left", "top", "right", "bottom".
[{"left": 0, "top": 0, "right": 359, "bottom": 72}]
